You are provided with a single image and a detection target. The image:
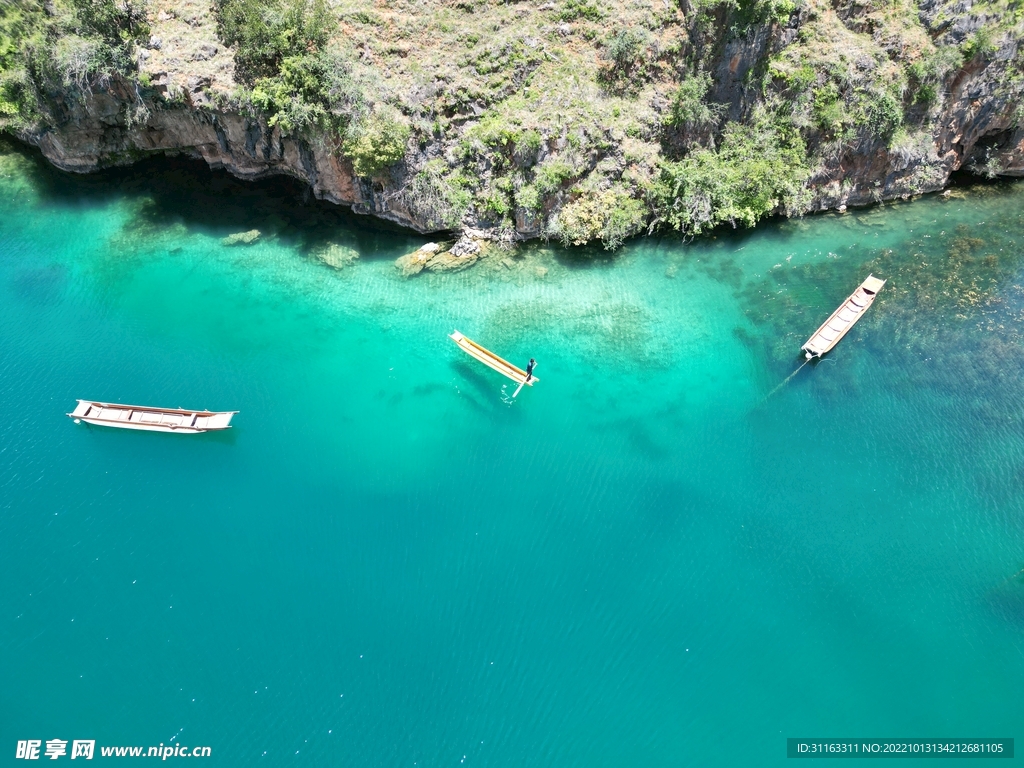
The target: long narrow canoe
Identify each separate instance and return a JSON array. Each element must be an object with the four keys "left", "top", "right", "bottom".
[
  {"left": 802, "top": 275, "right": 886, "bottom": 359},
  {"left": 449, "top": 330, "right": 538, "bottom": 386},
  {"left": 67, "top": 400, "right": 238, "bottom": 433}
]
